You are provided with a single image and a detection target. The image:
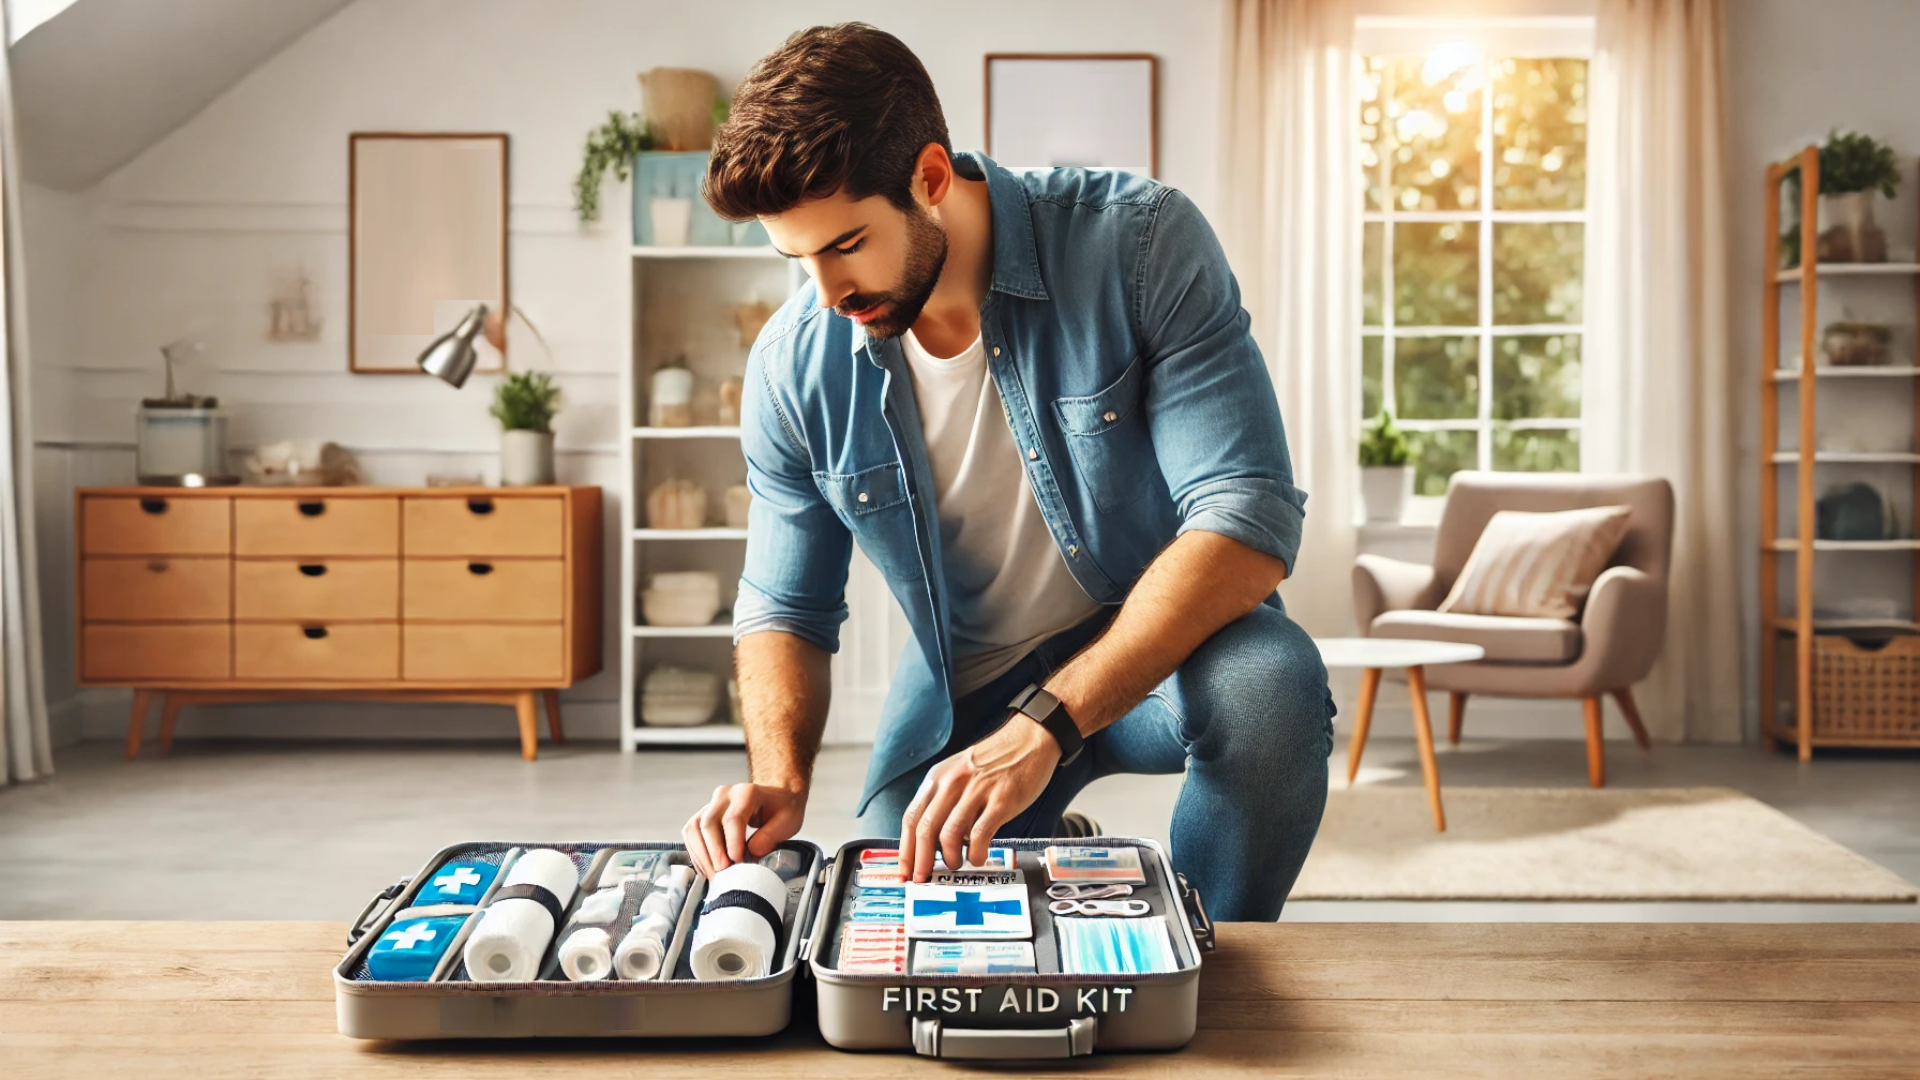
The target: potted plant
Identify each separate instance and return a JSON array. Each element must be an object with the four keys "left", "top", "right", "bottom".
[
  {"left": 1359, "top": 411, "right": 1413, "bottom": 523},
  {"left": 573, "top": 111, "right": 656, "bottom": 223},
  {"left": 491, "top": 371, "right": 561, "bottom": 486},
  {"left": 1817, "top": 129, "right": 1901, "bottom": 263}
]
